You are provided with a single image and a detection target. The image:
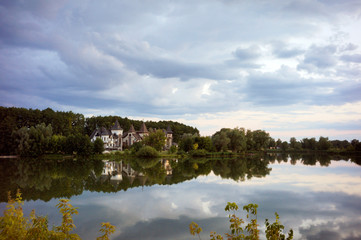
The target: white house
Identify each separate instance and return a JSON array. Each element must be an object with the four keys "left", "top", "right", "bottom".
[
  {"left": 90, "top": 120, "right": 123, "bottom": 150},
  {"left": 90, "top": 121, "right": 173, "bottom": 150}
]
